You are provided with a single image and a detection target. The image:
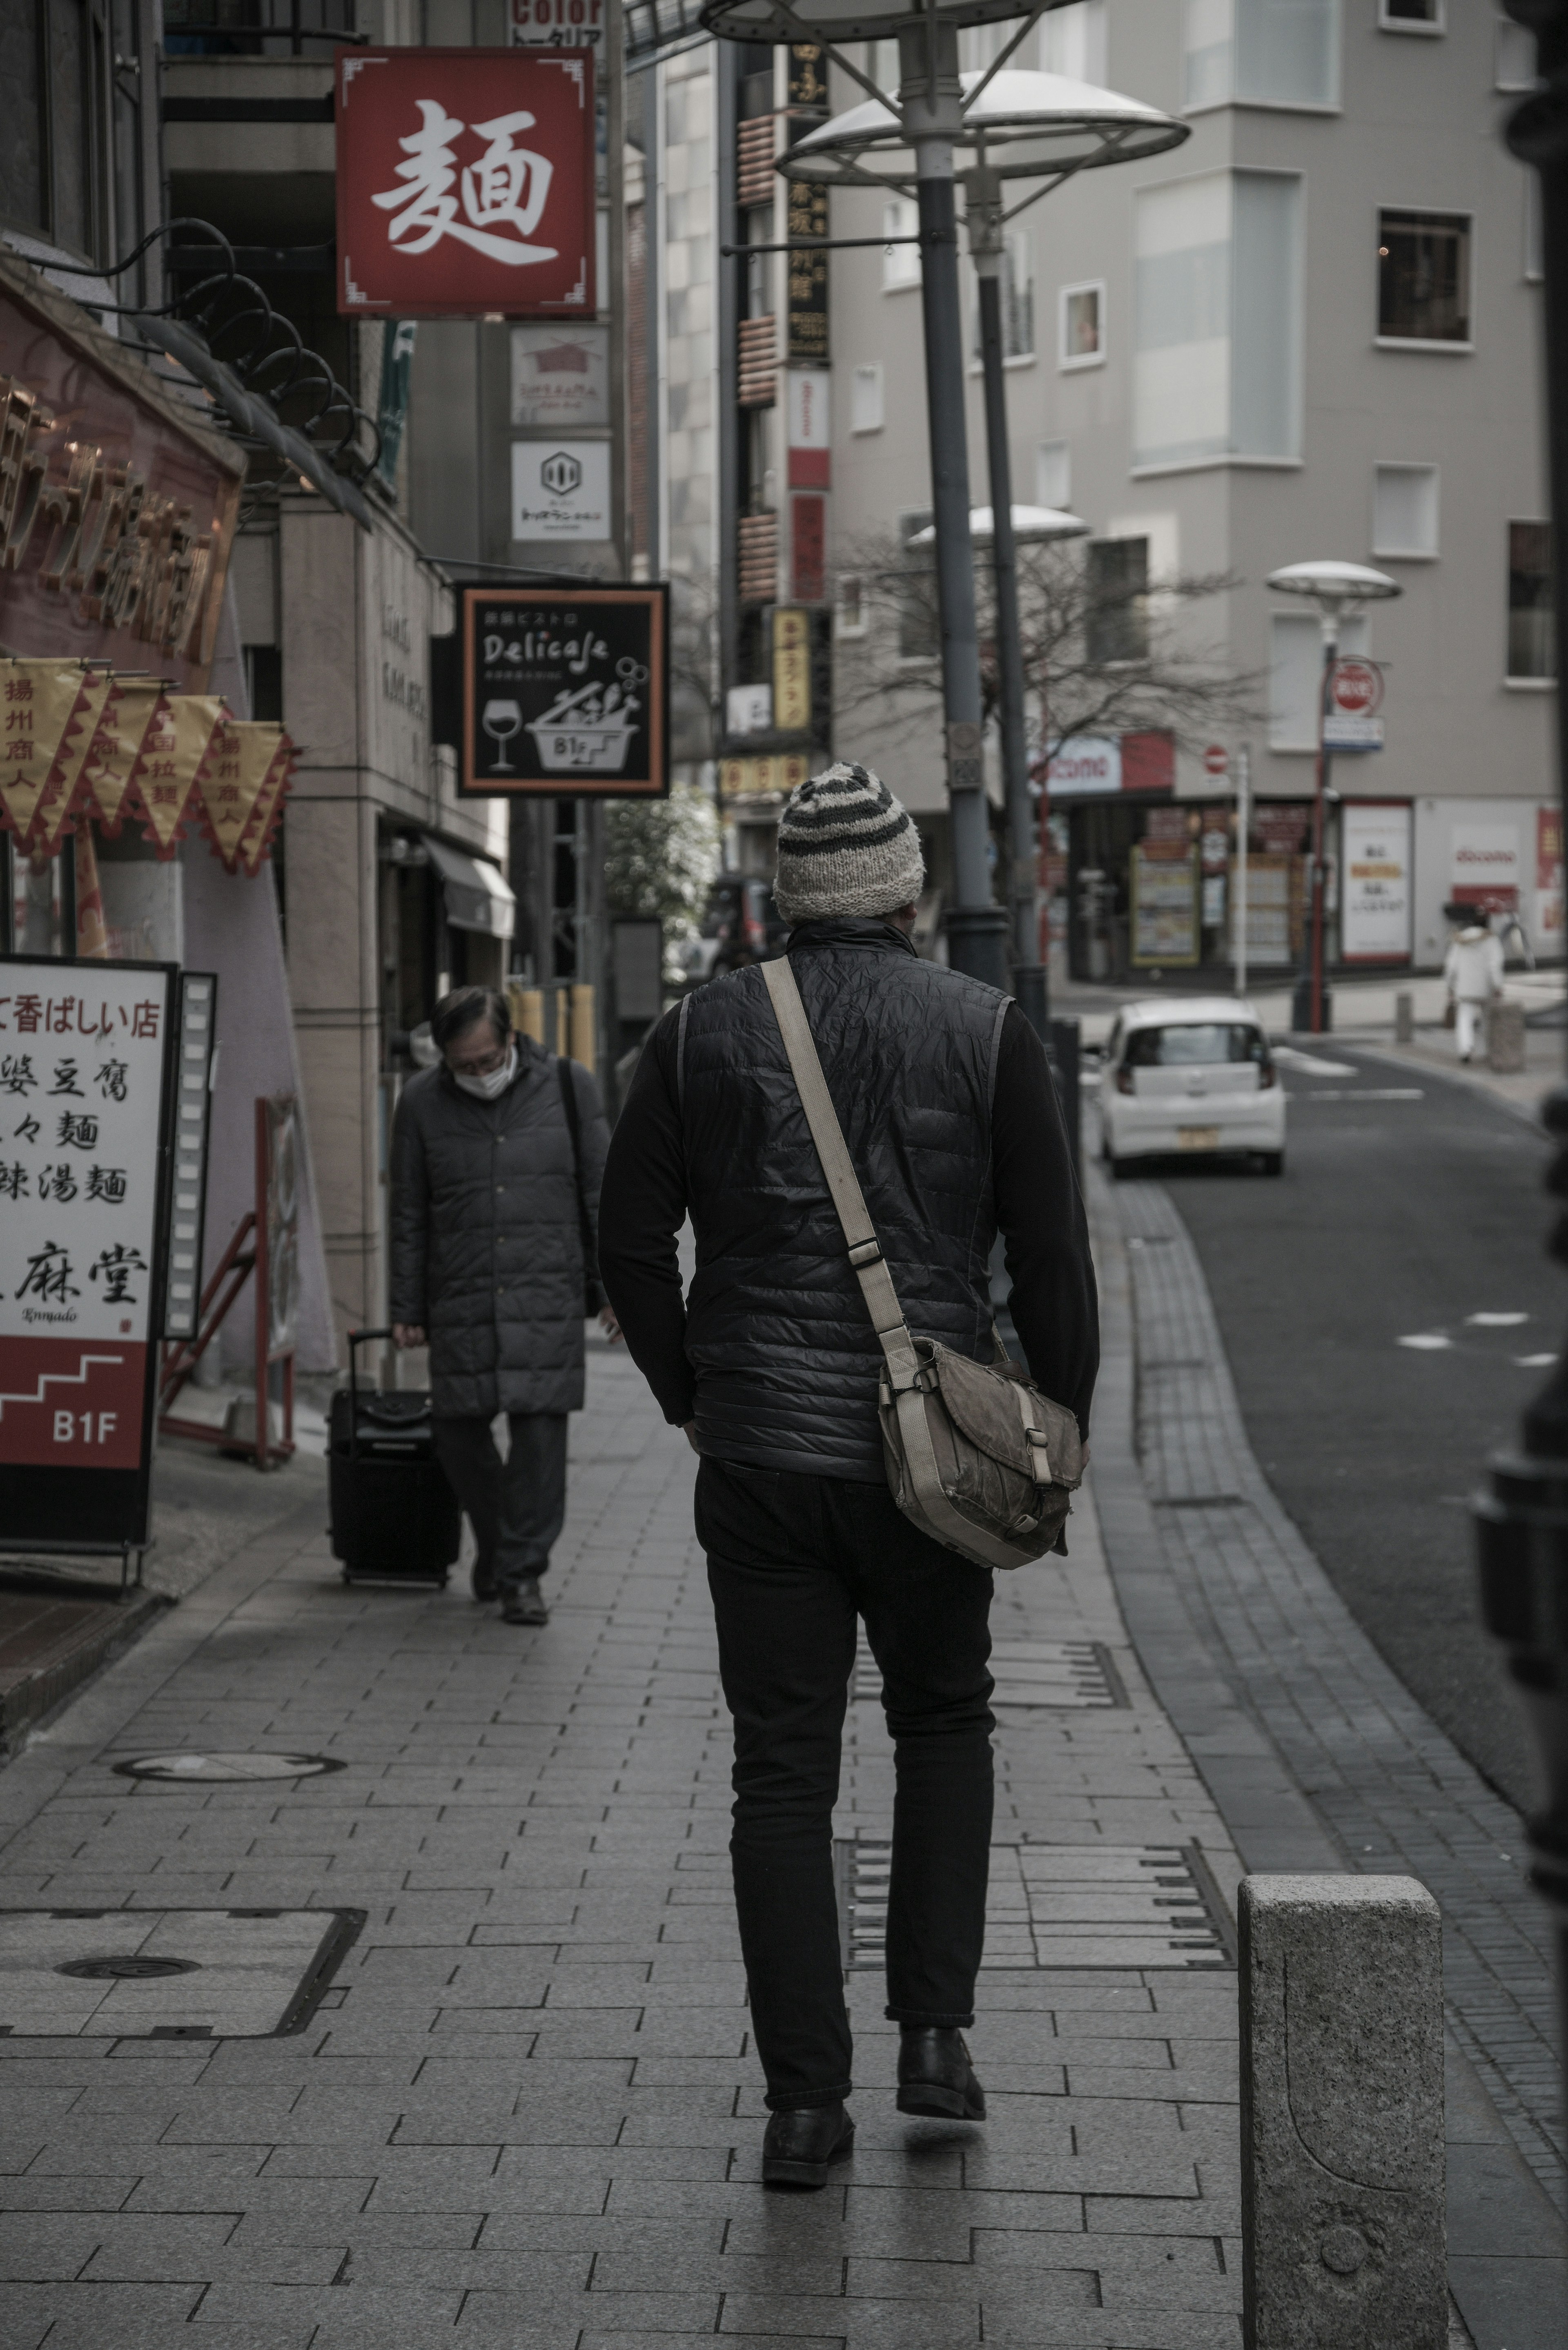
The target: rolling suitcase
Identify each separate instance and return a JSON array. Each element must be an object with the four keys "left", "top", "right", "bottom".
[{"left": 328, "top": 1327, "right": 461, "bottom": 1587}]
